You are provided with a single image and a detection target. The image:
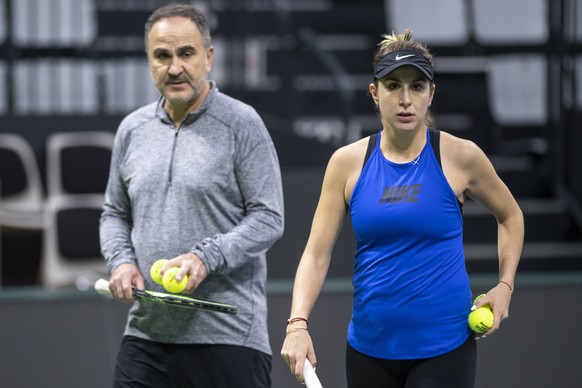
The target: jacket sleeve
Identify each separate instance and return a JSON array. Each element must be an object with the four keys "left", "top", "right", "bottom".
[
  {"left": 99, "top": 123, "right": 137, "bottom": 273},
  {"left": 191, "top": 111, "right": 285, "bottom": 273}
]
